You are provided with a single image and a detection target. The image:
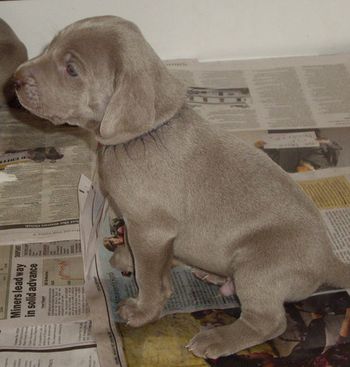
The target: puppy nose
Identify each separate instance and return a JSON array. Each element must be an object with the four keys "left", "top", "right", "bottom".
[{"left": 13, "top": 72, "right": 26, "bottom": 91}]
